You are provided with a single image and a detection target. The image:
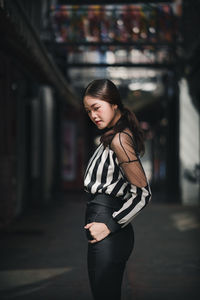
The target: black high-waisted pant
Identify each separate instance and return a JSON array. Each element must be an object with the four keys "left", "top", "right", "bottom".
[{"left": 85, "top": 199, "right": 134, "bottom": 300}]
